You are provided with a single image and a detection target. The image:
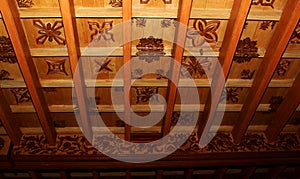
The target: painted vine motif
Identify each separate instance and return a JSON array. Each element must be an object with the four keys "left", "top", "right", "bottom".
[
  {"left": 187, "top": 20, "right": 220, "bottom": 47},
  {"left": 45, "top": 59, "right": 68, "bottom": 76},
  {"left": 16, "top": 0, "right": 34, "bottom": 8},
  {"left": 234, "top": 37, "right": 259, "bottom": 63},
  {"left": 252, "top": 0, "right": 275, "bottom": 8},
  {"left": 0, "top": 36, "right": 17, "bottom": 64},
  {"left": 109, "top": 0, "right": 122, "bottom": 7},
  {"left": 135, "top": 87, "right": 159, "bottom": 104},
  {"left": 10, "top": 88, "right": 31, "bottom": 104},
  {"left": 0, "top": 70, "right": 14, "bottom": 80},
  {"left": 33, "top": 20, "right": 66, "bottom": 45},
  {"left": 136, "top": 36, "right": 165, "bottom": 63},
  {"left": 88, "top": 21, "right": 115, "bottom": 42}
]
